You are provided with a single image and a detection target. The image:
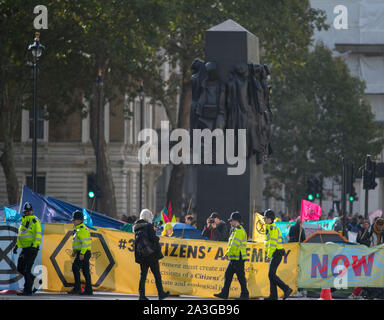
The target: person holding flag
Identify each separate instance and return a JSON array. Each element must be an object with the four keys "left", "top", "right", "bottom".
[{"left": 263, "top": 209, "right": 292, "bottom": 300}]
